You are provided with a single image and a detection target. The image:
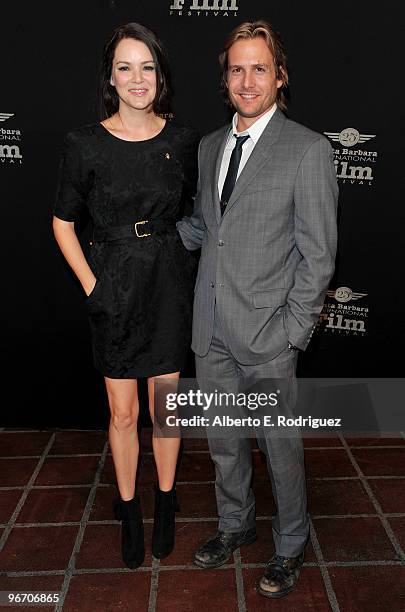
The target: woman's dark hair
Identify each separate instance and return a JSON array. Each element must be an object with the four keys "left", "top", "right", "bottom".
[{"left": 100, "top": 22, "right": 173, "bottom": 119}]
